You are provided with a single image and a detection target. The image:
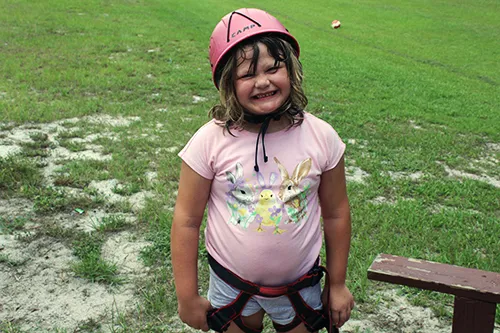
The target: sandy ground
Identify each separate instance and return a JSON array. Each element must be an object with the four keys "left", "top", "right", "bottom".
[
  {"left": 1, "top": 116, "right": 499, "bottom": 332},
  {"left": 0, "top": 116, "right": 152, "bottom": 331}
]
